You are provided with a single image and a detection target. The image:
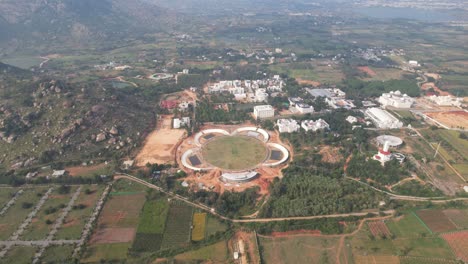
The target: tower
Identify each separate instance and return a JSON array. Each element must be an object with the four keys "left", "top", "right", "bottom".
[{"left": 373, "top": 141, "right": 393, "bottom": 165}]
